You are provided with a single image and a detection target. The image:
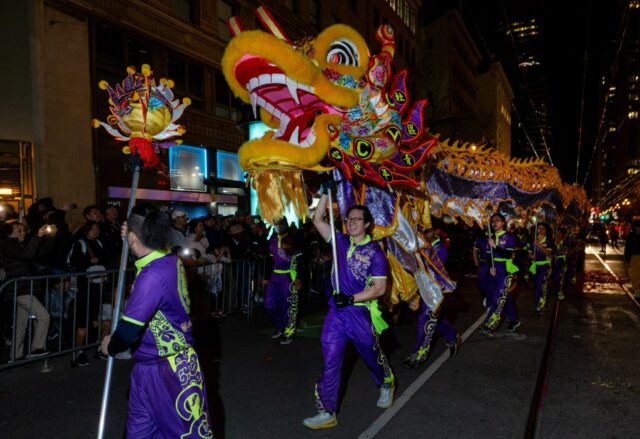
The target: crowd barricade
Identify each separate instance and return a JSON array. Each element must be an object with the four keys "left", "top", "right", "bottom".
[
  {"left": 308, "top": 259, "right": 332, "bottom": 297},
  {"left": 0, "top": 268, "right": 135, "bottom": 371},
  {"left": 186, "top": 256, "right": 268, "bottom": 321},
  {"left": 0, "top": 256, "right": 270, "bottom": 370}
]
